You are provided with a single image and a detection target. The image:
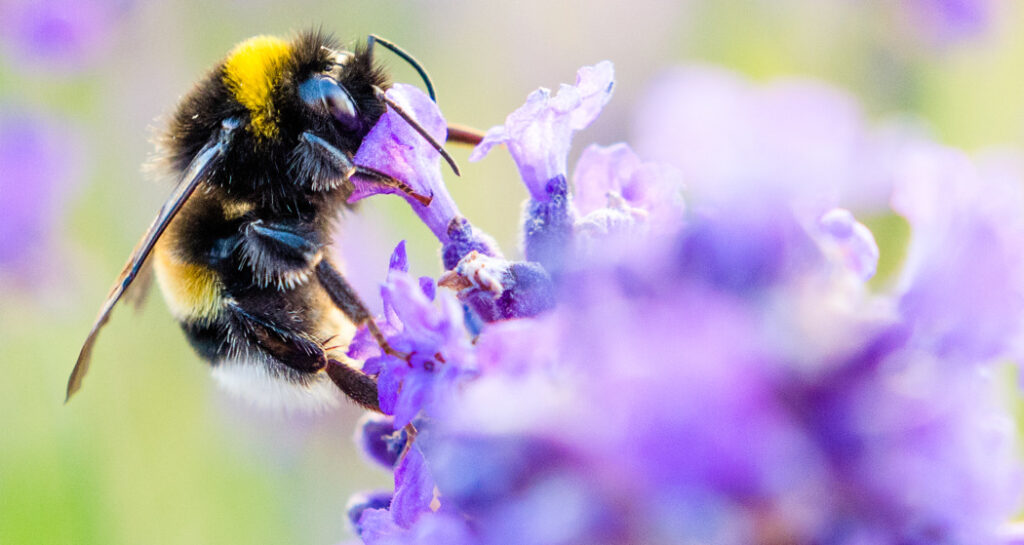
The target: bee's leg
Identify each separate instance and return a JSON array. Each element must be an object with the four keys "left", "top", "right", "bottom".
[
  {"left": 228, "top": 304, "right": 328, "bottom": 373},
  {"left": 228, "top": 303, "right": 381, "bottom": 411},
  {"left": 238, "top": 219, "right": 322, "bottom": 289},
  {"left": 299, "top": 129, "right": 434, "bottom": 205},
  {"left": 326, "top": 359, "right": 380, "bottom": 411},
  {"left": 315, "top": 257, "right": 401, "bottom": 357}
]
